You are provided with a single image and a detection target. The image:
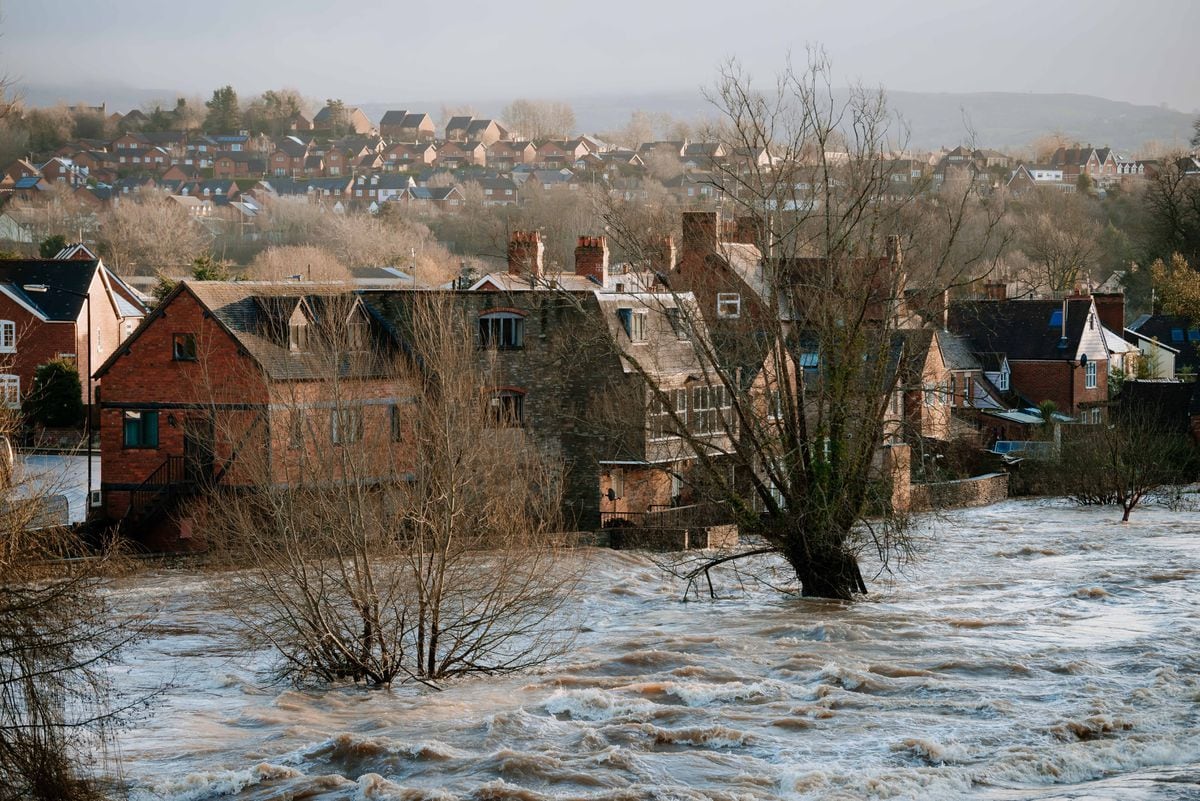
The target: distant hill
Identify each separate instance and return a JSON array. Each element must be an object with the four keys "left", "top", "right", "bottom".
[{"left": 18, "top": 80, "right": 1195, "bottom": 154}]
